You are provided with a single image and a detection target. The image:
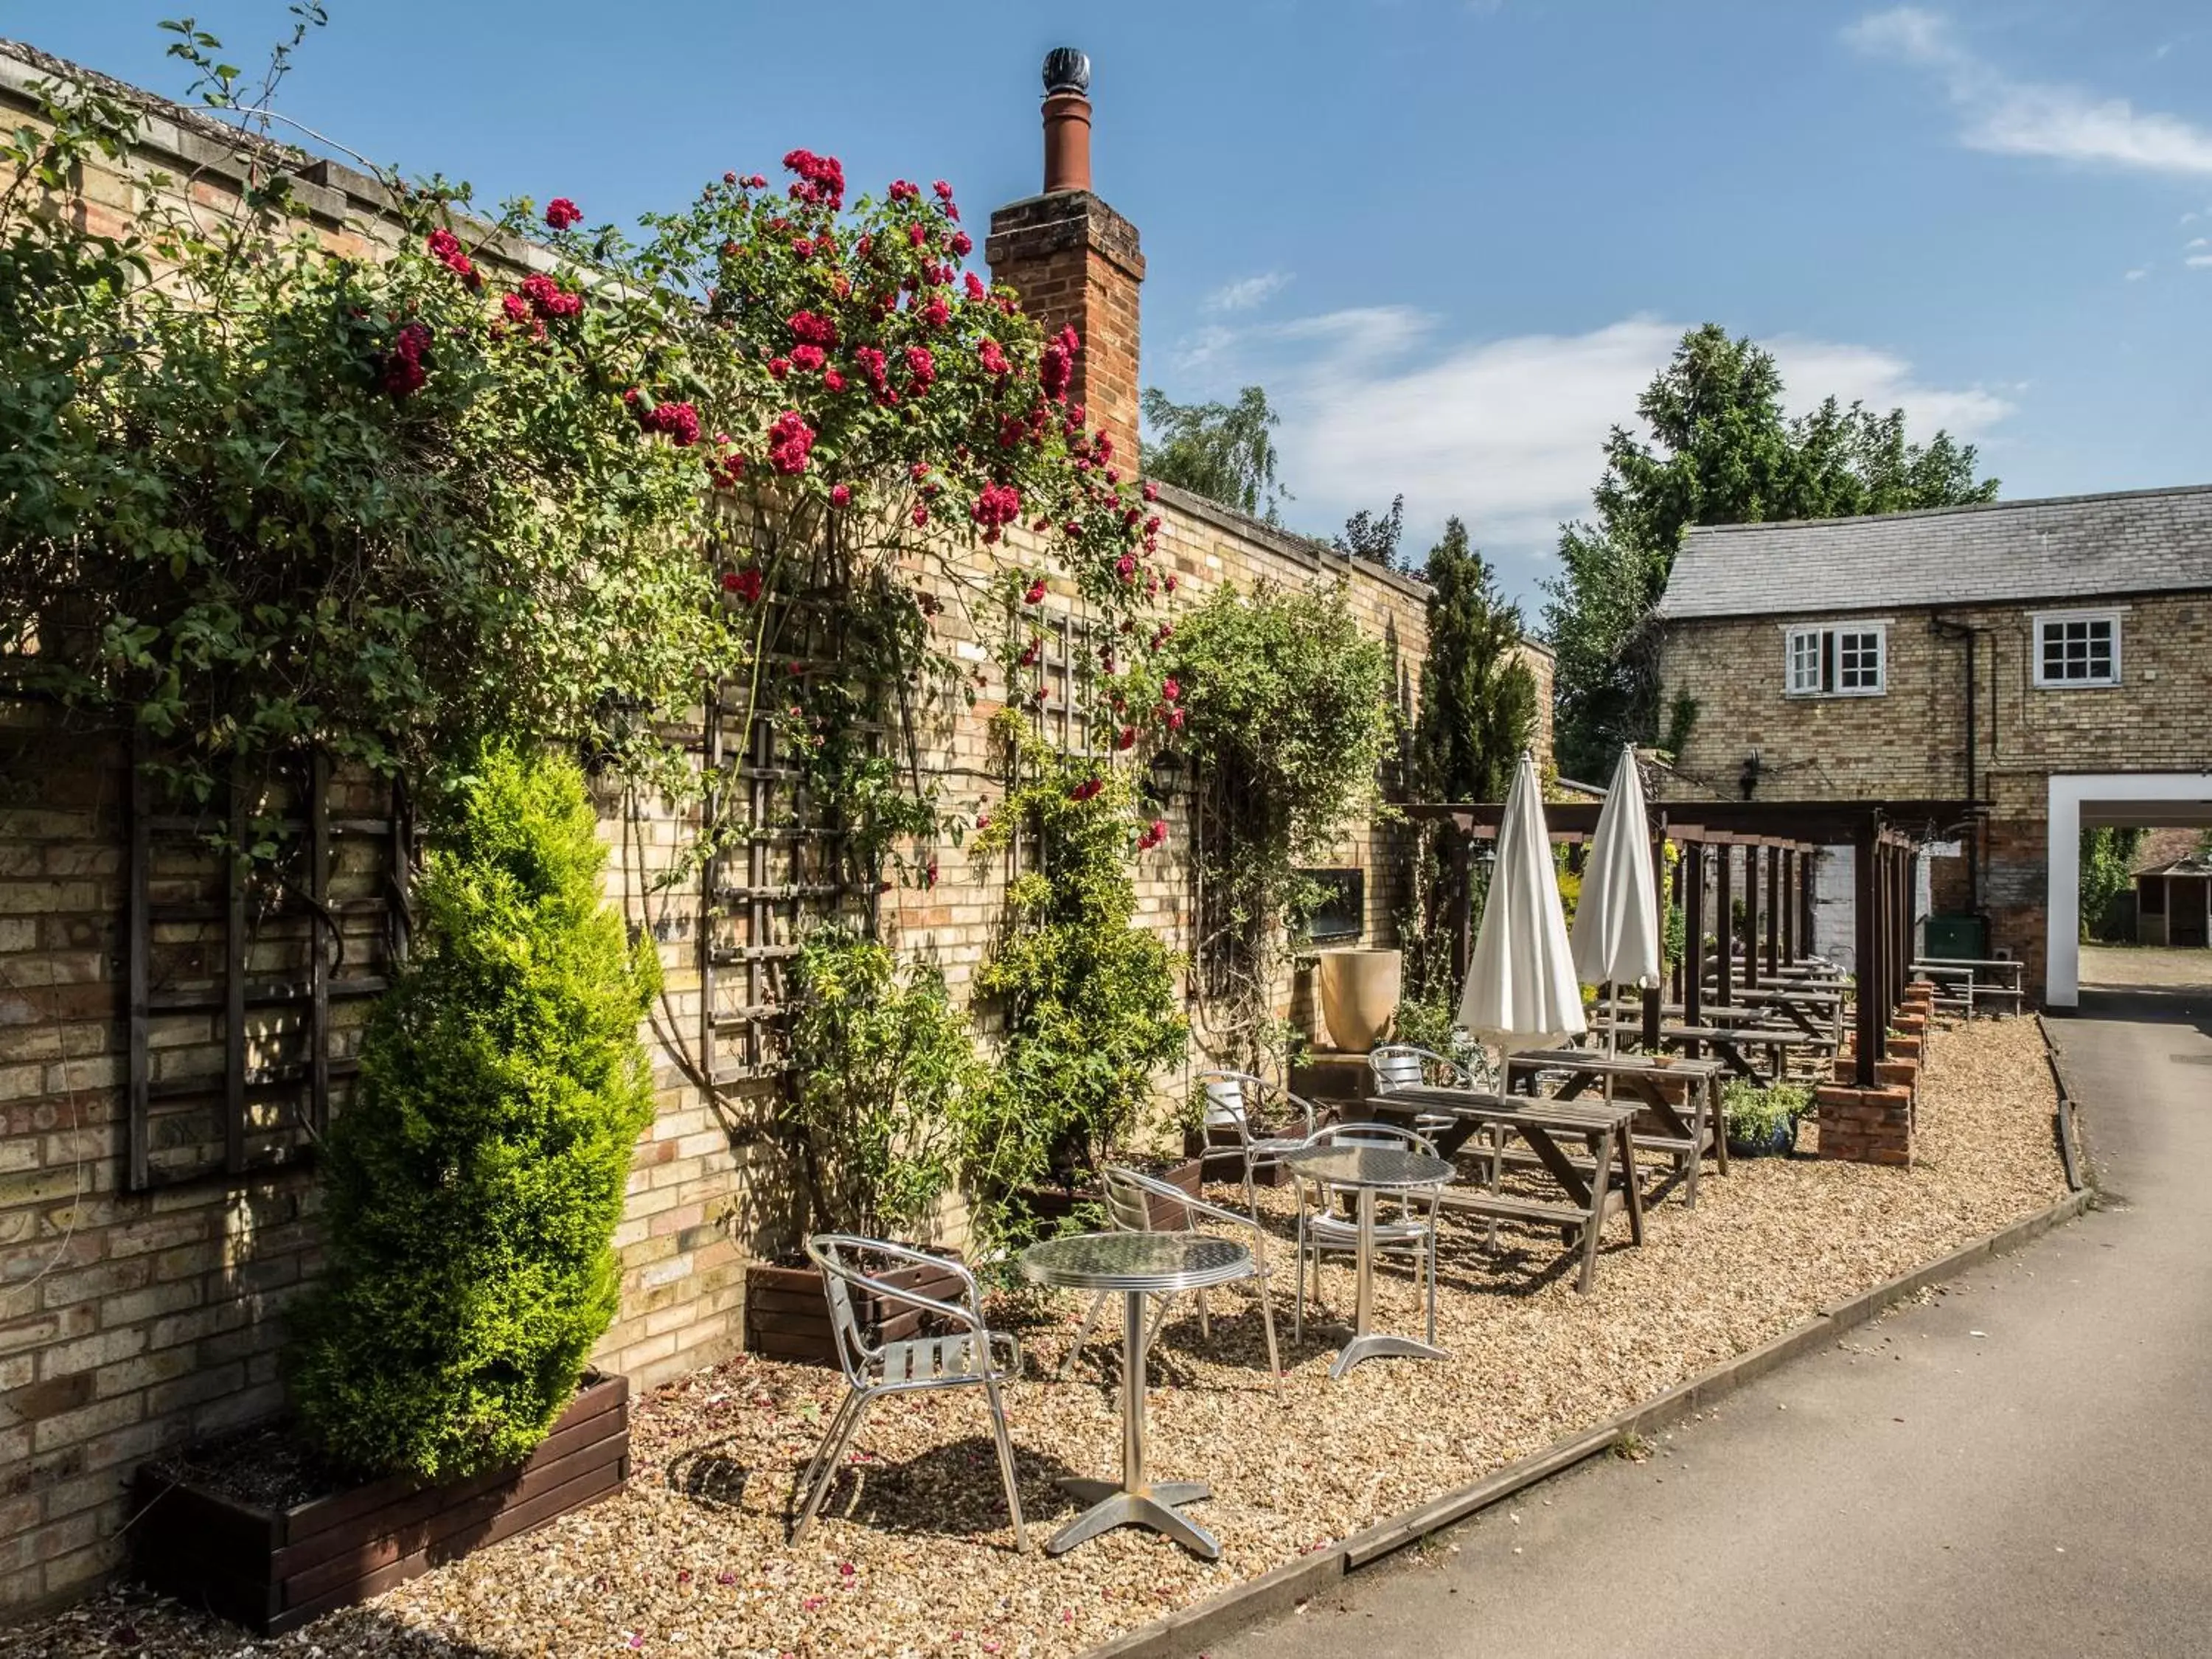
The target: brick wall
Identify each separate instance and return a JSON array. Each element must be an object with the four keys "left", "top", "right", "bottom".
[{"left": 1658, "top": 589, "right": 2212, "bottom": 992}]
